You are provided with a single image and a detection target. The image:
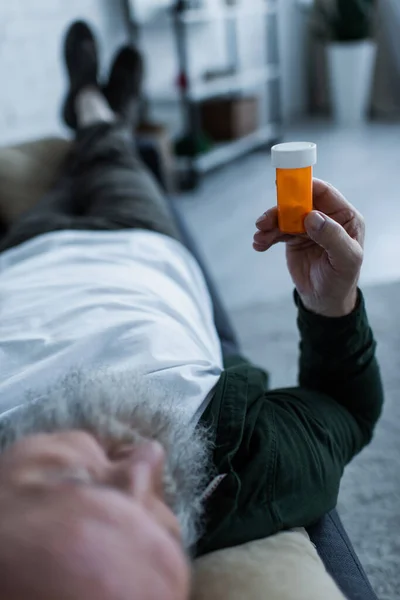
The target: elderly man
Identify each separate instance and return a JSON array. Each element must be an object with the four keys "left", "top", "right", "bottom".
[{"left": 0, "top": 21, "right": 383, "bottom": 600}]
